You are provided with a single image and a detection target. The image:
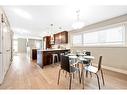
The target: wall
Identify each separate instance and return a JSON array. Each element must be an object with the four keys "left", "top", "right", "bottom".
[
  {"left": 27, "top": 39, "right": 42, "bottom": 58},
  {"left": 18, "top": 38, "right": 27, "bottom": 53},
  {"left": 69, "top": 14, "right": 127, "bottom": 74}
]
